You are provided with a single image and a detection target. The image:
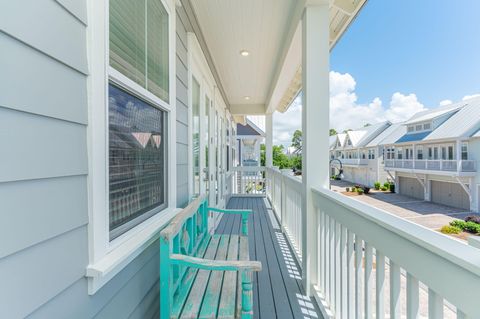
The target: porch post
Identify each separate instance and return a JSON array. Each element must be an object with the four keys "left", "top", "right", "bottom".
[
  {"left": 266, "top": 113, "right": 273, "bottom": 168},
  {"left": 301, "top": 3, "right": 330, "bottom": 295}
]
